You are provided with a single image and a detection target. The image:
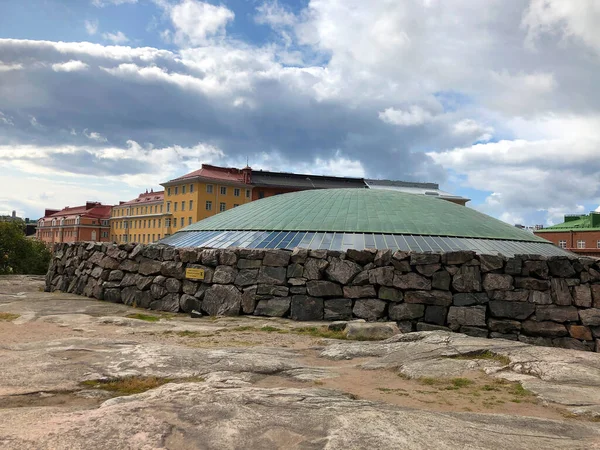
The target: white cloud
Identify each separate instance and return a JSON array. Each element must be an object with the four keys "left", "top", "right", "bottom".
[
  {"left": 452, "top": 119, "right": 493, "bottom": 143},
  {"left": 0, "top": 111, "right": 14, "bottom": 126},
  {"left": 84, "top": 20, "right": 99, "bottom": 36},
  {"left": 255, "top": 1, "right": 296, "bottom": 28},
  {"left": 0, "top": 61, "right": 22, "bottom": 72},
  {"left": 169, "top": 0, "right": 235, "bottom": 46},
  {"left": 52, "top": 60, "right": 89, "bottom": 72},
  {"left": 102, "top": 31, "right": 130, "bottom": 44},
  {"left": 84, "top": 130, "right": 108, "bottom": 142},
  {"left": 378, "top": 106, "right": 432, "bottom": 126}
]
